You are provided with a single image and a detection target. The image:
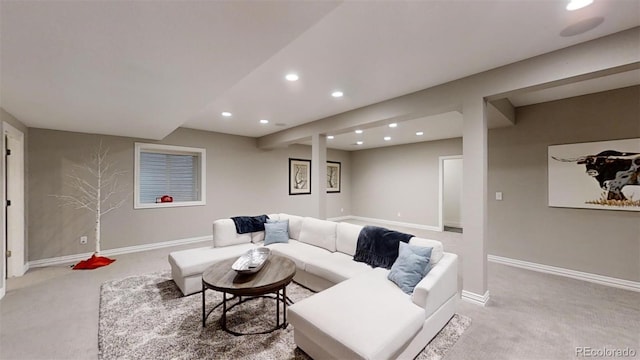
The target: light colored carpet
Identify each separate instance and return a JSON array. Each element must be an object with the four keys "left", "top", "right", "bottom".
[
  {"left": 2, "top": 236, "right": 639, "bottom": 359},
  {"left": 98, "top": 271, "right": 471, "bottom": 360}
]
